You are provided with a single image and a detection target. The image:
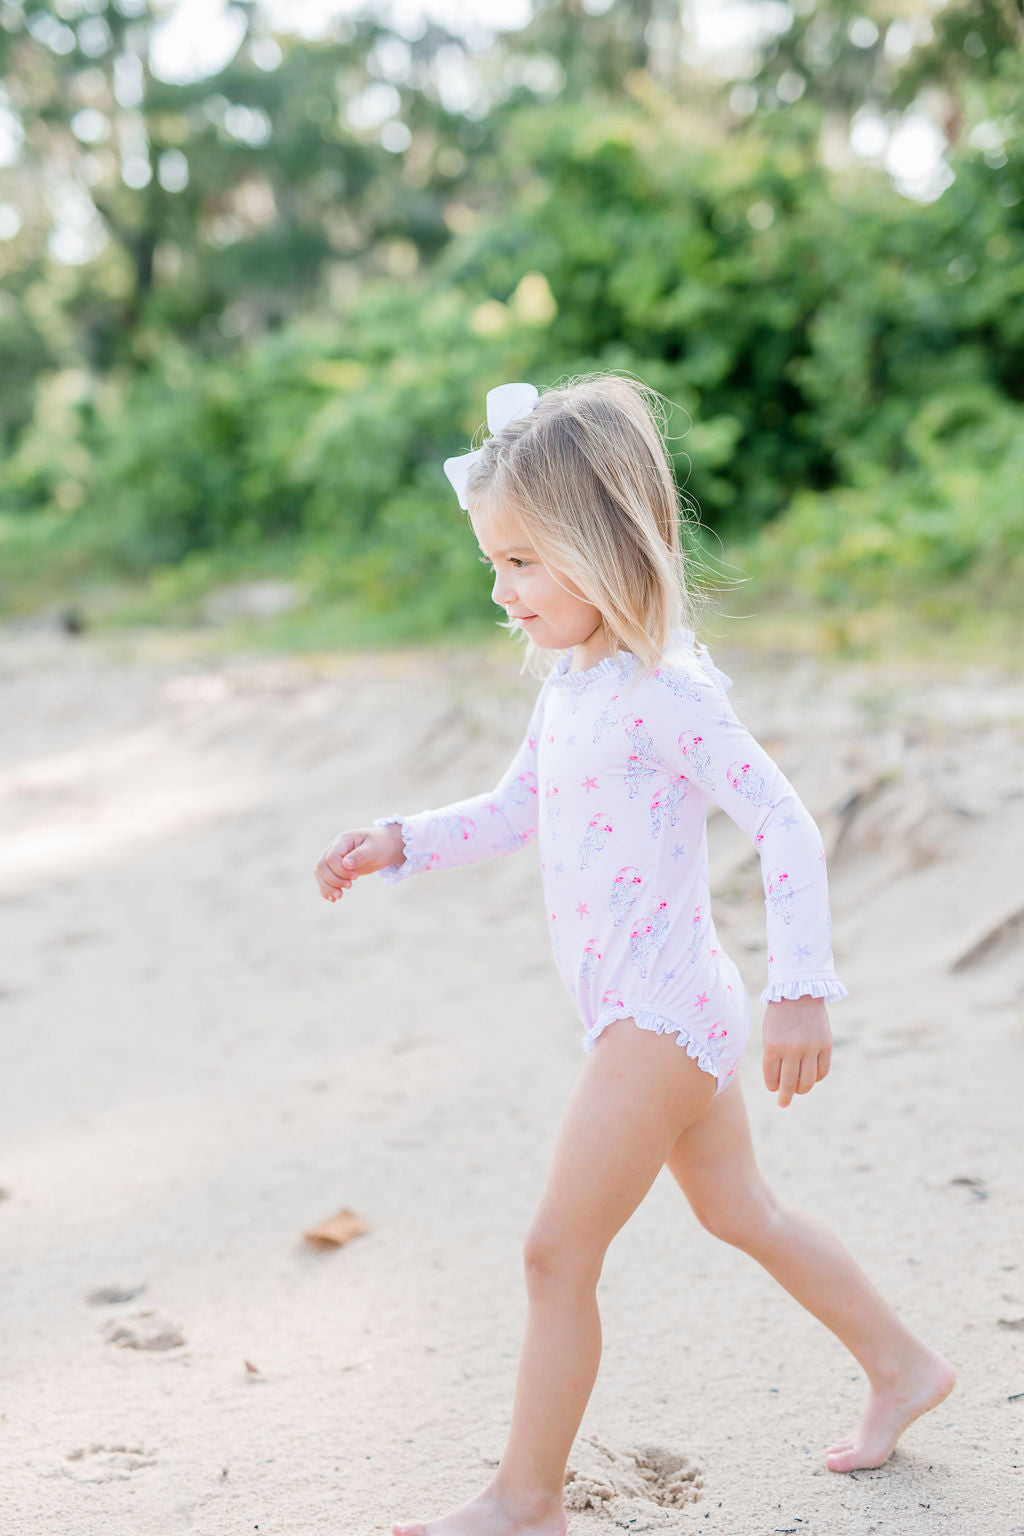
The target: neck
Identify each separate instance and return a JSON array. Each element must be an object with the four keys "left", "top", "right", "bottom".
[{"left": 570, "top": 624, "right": 613, "bottom": 672}]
